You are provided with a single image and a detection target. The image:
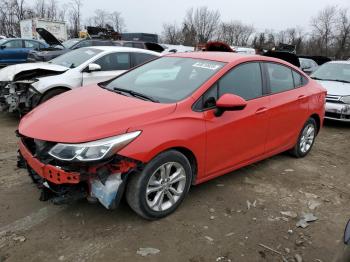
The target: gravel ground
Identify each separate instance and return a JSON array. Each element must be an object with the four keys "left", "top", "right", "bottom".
[{"left": 0, "top": 112, "right": 349, "bottom": 262}]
